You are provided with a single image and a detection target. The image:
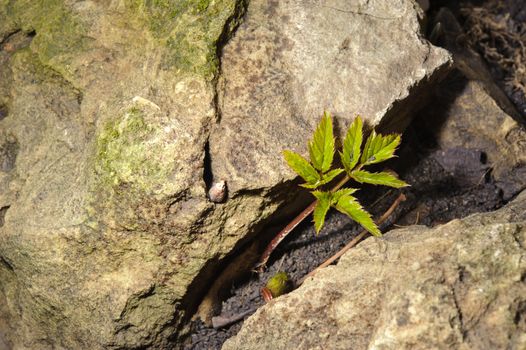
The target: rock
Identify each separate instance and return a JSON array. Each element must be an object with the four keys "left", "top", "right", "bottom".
[
  {"left": 423, "top": 9, "right": 526, "bottom": 199},
  {"left": 0, "top": 0, "right": 450, "bottom": 349},
  {"left": 430, "top": 148, "right": 489, "bottom": 187},
  {"left": 408, "top": 9, "right": 526, "bottom": 200},
  {"left": 425, "top": 79, "right": 526, "bottom": 200},
  {"left": 0, "top": 2, "right": 245, "bottom": 349},
  {"left": 417, "top": 0, "right": 430, "bottom": 12},
  {"left": 223, "top": 190, "right": 526, "bottom": 350},
  {"left": 210, "top": 0, "right": 451, "bottom": 193},
  {"left": 430, "top": 8, "right": 525, "bottom": 125}
]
